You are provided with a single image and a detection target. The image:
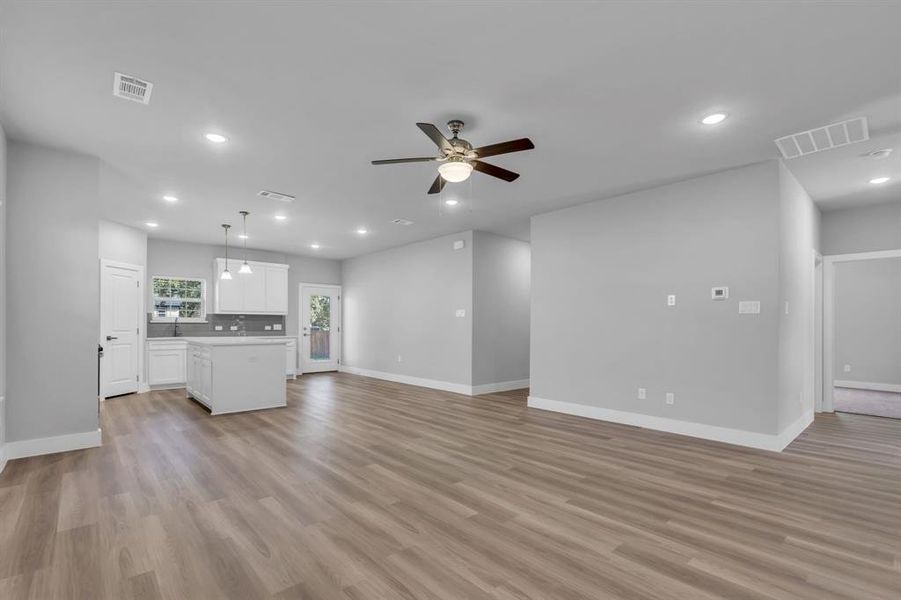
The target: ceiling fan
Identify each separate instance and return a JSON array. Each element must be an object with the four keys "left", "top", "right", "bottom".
[{"left": 372, "top": 120, "right": 535, "bottom": 194}]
